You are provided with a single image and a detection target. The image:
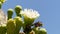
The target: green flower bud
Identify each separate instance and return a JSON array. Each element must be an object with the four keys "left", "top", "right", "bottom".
[
  {"left": 7, "top": 9, "right": 13, "bottom": 20},
  {"left": 14, "top": 16, "right": 23, "bottom": 34},
  {"left": 0, "top": 0, "right": 6, "bottom": 3},
  {"left": 34, "top": 27, "right": 47, "bottom": 34},
  {"left": 0, "top": 2, "right": 2, "bottom": 9},
  {"left": 39, "top": 28, "right": 47, "bottom": 34},
  {"left": 0, "top": 0, "right": 6, "bottom": 9},
  {"left": 7, "top": 19, "right": 15, "bottom": 34},
  {"left": 15, "top": 5, "right": 22, "bottom": 17}
]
